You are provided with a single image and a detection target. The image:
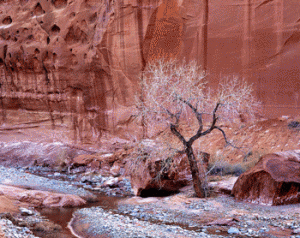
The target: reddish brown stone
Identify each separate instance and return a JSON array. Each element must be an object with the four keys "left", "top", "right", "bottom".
[
  {"left": 0, "top": 185, "right": 86, "bottom": 207},
  {"left": 128, "top": 146, "right": 209, "bottom": 196},
  {"left": 89, "top": 160, "right": 100, "bottom": 170},
  {"left": 232, "top": 151, "right": 300, "bottom": 205},
  {"left": 110, "top": 163, "right": 121, "bottom": 177},
  {"left": 73, "top": 155, "right": 98, "bottom": 166}
]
